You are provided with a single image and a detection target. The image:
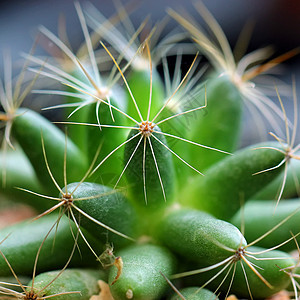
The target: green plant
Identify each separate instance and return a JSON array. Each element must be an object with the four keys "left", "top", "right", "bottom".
[{"left": 0, "top": 2, "right": 299, "bottom": 300}]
